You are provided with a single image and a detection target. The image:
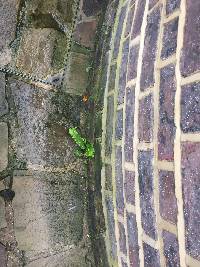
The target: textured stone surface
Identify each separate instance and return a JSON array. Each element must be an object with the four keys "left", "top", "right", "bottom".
[
  {"left": 125, "top": 86, "right": 135, "bottom": 162},
  {"left": 182, "top": 142, "right": 200, "bottom": 260},
  {"left": 161, "top": 18, "right": 178, "bottom": 59},
  {"left": 74, "top": 20, "right": 97, "bottom": 48},
  {"left": 82, "top": 0, "right": 102, "bottom": 16},
  {"left": 127, "top": 45, "right": 139, "bottom": 81},
  {"left": 138, "top": 94, "right": 153, "bottom": 142},
  {"left": 131, "top": 0, "right": 146, "bottom": 39},
  {"left": 0, "top": 123, "right": 8, "bottom": 172},
  {"left": 105, "top": 164, "right": 113, "bottom": 191},
  {"left": 138, "top": 150, "right": 157, "bottom": 239},
  {"left": 121, "top": 258, "right": 128, "bottom": 267},
  {"left": 181, "top": 82, "right": 200, "bottom": 133},
  {"left": 13, "top": 172, "right": 84, "bottom": 255},
  {"left": 124, "top": 170, "right": 135, "bottom": 205},
  {"left": 105, "top": 96, "right": 114, "bottom": 156},
  {"left": 127, "top": 212, "right": 139, "bottom": 267},
  {"left": 125, "top": 5, "right": 135, "bottom": 38},
  {"left": 63, "top": 52, "right": 90, "bottom": 95},
  {"left": 166, "top": 0, "right": 180, "bottom": 15},
  {"left": 159, "top": 171, "right": 177, "bottom": 224},
  {"left": 0, "top": 243, "right": 6, "bottom": 267},
  {"left": 0, "top": 73, "right": 8, "bottom": 116},
  {"left": 0, "top": 0, "right": 19, "bottom": 66},
  {"left": 115, "top": 146, "right": 124, "bottom": 215},
  {"left": 115, "top": 109, "right": 123, "bottom": 140},
  {"left": 181, "top": 1, "right": 200, "bottom": 77},
  {"left": 143, "top": 243, "right": 160, "bottom": 267},
  {"left": 158, "top": 64, "right": 176, "bottom": 161},
  {"left": 108, "top": 64, "right": 117, "bottom": 91},
  {"left": 140, "top": 7, "right": 161, "bottom": 90},
  {"left": 118, "top": 222, "right": 127, "bottom": 254},
  {"left": 10, "top": 79, "right": 83, "bottom": 169},
  {"left": 105, "top": 197, "right": 117, "bottom": 259},
  {"left": 118, "top": 39, "right": 129, "bottom": 104},
  {"left": 163, "top": 230, "right": 180, "bottom": 267},
  {"left": 113, "top": 5, "right": 127, "bottom": 59}
]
